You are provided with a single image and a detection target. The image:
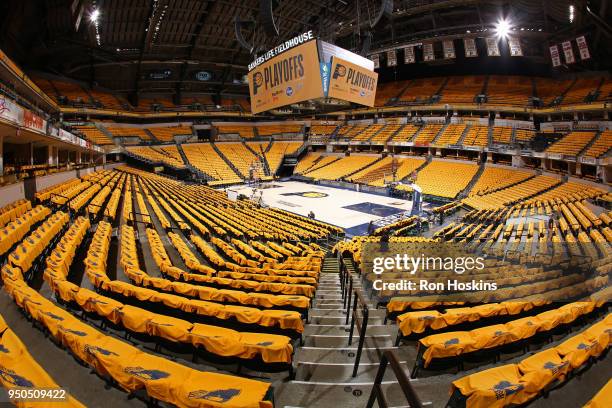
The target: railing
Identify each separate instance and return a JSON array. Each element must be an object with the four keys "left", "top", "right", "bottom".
[
  {"left": 366, "top": 350, "right": 424, "bottom": 408},
  {"left": 339, "top": 255, "right": 370, "bottom": 377}
]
